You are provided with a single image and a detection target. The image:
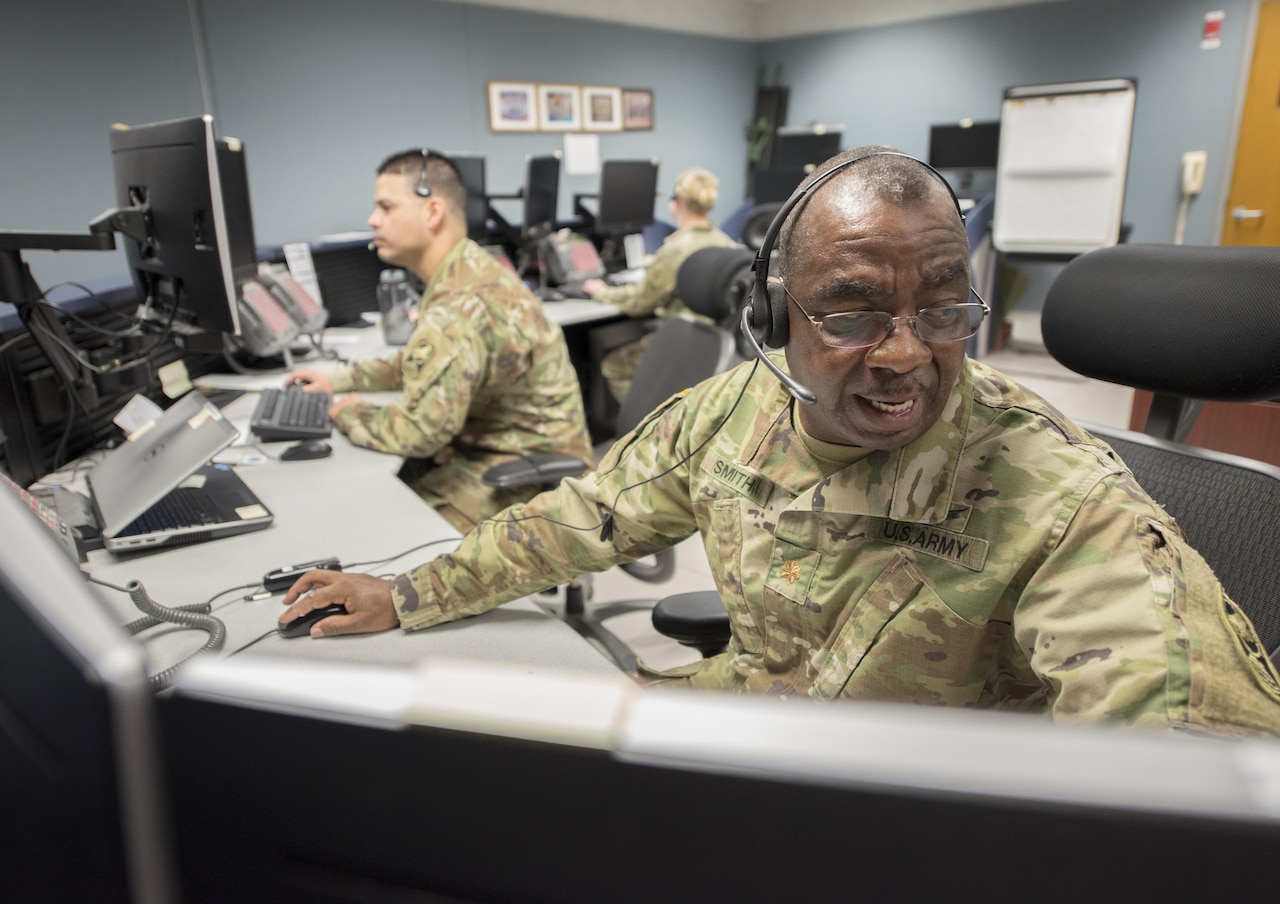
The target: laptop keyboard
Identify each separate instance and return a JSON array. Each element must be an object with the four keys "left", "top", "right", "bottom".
[
  {"left": 250, "top": 388, "right": 334, "bottom": 442},
  {"left": 118, "top": 489, "right": 218, "bottom": 536}
]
